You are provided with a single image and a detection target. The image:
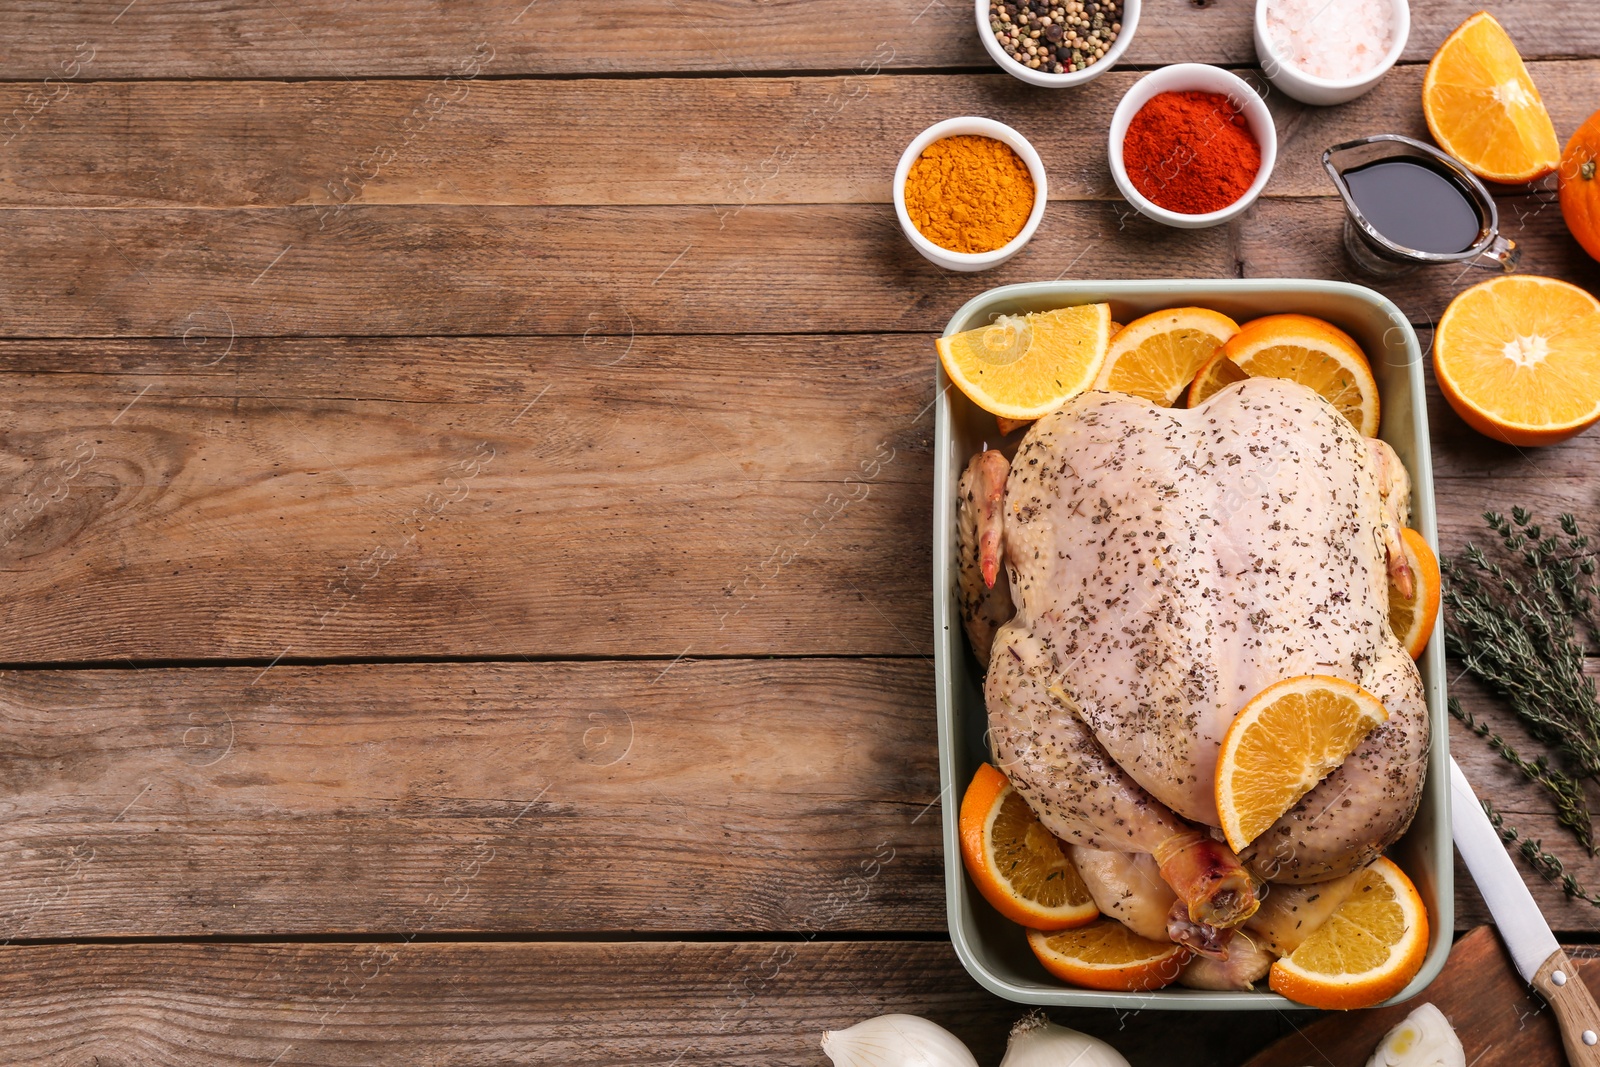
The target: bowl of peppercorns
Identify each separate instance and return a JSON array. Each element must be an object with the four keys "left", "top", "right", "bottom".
[{"left": 978, "top": 0, "right": 1139, "bottom": 87}]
